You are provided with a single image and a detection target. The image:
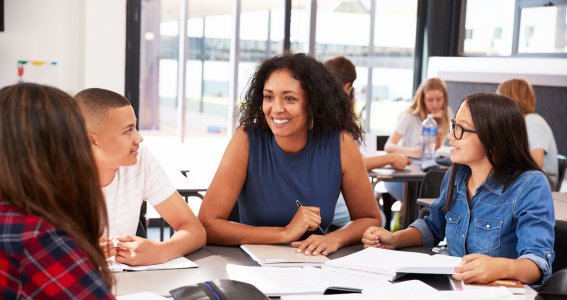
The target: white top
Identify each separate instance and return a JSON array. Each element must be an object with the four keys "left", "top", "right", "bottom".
[
  {"left": 394, "top": 111, "right": 422, "bottom": 147},
  {"left": 103, "top": 145, "right": 176, "bottom": 237},
  {"left": 525, "top": 113, "right": 558, "bottom": 185}
]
